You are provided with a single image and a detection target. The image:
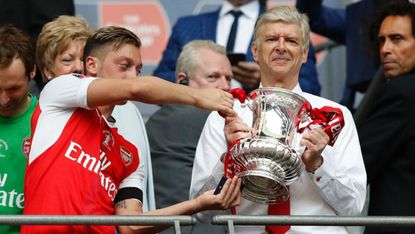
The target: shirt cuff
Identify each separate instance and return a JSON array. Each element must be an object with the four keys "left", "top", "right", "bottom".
[{"left": 308, "top": 154, "right": 335, "bottom": 188}]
